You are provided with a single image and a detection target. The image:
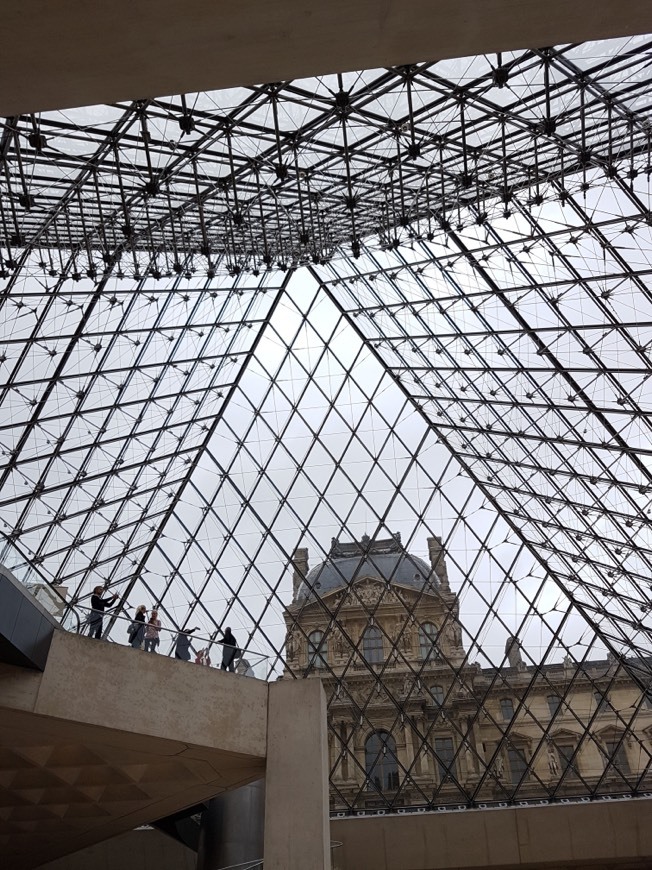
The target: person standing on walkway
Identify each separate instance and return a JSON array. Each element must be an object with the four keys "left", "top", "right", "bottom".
[
  {"left": 174, "top": 626, "right": 200, "bottom": 661},
  {"left": 144, "top": 610, "right": 162, "bottom": 652},
  {"left": 195, "top": 647, "right": 211, "bottom": 666},
  {"left": 128, "top": 605, "right": 147, "bottom": 649},
  {"left": 88, "top": 586, "right": 118, "bottom": 639},
  {"left": 220, "top": 627, "right": 240, "bottom": 673}
]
